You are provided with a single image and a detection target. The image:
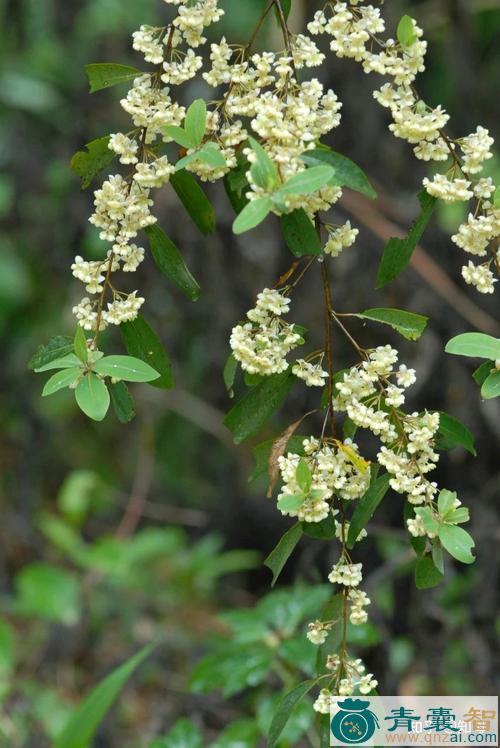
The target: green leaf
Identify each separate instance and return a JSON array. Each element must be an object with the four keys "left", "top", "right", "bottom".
[
  {"left": 74, "top": 326, "right": 88, "bottom": 363},
  {"left": 437, "top": 488, "right": 457, "bottom": 517},
  {"left": 224, "top": 370, "right": 295, "bottom": 443},
  {"left": 70, "top": 136, "right": 115, "bottom": 189},
  {"left": 264, "top": 523, "right": 303, "bottom": 586},
  {"left": 415, "top": 554, "right": 444, "bottom": 589},
  {"left": 281, "top": 209, "right": 321, "bottom": 257},
  {"left": 301, "top": 512, "right": 337, "bottom": 540},
  {"left": 438, "top": 524, "right": 475, "bottom": 564},
  {"left": 405, "top": 501, "right": 426, "bottom": 558},
  {"left": 447, "top": 507, "right": 469, "bottom": 525},
  {"left": 268, "top": 679, "right": 317, "bottom": 748},
  {"left": 223, "top": 354, "right": 238, "bottom": 395},
  {"left": 397, "top": 15, "right": 417, "bottom": 47},
  {"left": 347, "top": 473, "right": 390, "bottom": 549},
  {"left": 42, "top": 367, "right": 81, "bottom": 396},
  {"left": 93, "top": 355, "right": 160, "bottom": 382},
  {"left": 277, "top": 166, "right": 334, "bottom": 196},
  {"left": 414, "top": 506, "right": 439, "bottom": 535},
  {"left": 145, "top": 224, "right": 200, "bottom": 301},
  {"left": 357, "top": 308, "right": 428, "bottom": 341},
  {"left": 445, "top": 332, "right": 500, "bottom": 360},
  {"left": 154, "top": 719, "right": 203, "bottom": 748},
  {"left": 435, "top": 412, "right": 476, "bottom": 455},
  {"left": 170, "top": 170, "right": 216, "bottom": 235},
  {"left": 75, "top": 373, "right": 110, "bottom": 421},
  {"left": 85, "top": 63, "right": 141, "bottom": 93},
  {"left": 15, "top": 563, "right": 79, "bottom": 625},
  {"left": 210, "top": 718, "right": 260, "bottom": 748},
  {"left": 481, "top": 370, "right": 500, "bottom": 399},
  {"left": 54, "top": 645, "right": 154, "bottom": 748},
  {"left": 376, "top": 191, "right": 437, "bottom": 288},
  {"left": 296, "top": 459, "right": 312, "bottom": 493},
  {"left": 224, "top": 160, "right": 249, "bottom": 214},
  {"left": 35, "top": 353, "right": 83, "bottom": 372},
  {"left": 493, "top": 185, "right": 500, "bottom": 207},
  {"left": 232, "top": 197, "right": 272, "bottom": 234},
  {"left": 109, "top": 381, "right": 135, "bottom": 423},
  {"left": 302, "top": 148, "right": 377, "bottom": 199},
  {"left": 472, "top": 360, "right": 494, "bottom": 386},
  {"left": 184, "top": 98, "right": 207, "bottom": 147},
  {"left": 274, "top": 0, "right": 292, "bottom": 23},
  {"left": 121, "top": 315, "right": 173, "bottom": 389},
  {"left": 197, "top": 142, "right": 226, "bottom": 168},
  {"left": 431, "top": 540, "right": 444, "bottom": 574},
  {"left": 163, "top": 125, "right": 197, "bottom": 150},
  {"left": 277, "top": 494, "right": 305, "bottom": 513},
  {"left": 29, "top": 336, "right": 74, "bottom": 371},
  {"left": 248, "top": 137, "right": 278, "bottom": 190},
  {"left": 249, "top": 435, "right": 305, "bottom": 482}
]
